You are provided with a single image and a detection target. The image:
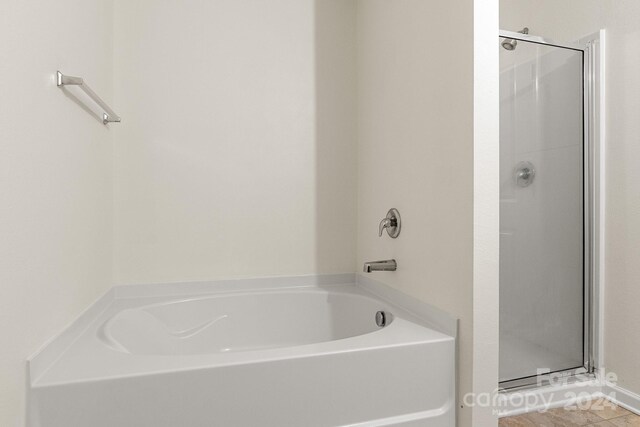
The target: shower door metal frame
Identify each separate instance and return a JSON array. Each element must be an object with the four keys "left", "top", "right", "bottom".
[{"left": 497, "top": 30, "right": 599, "bottom": 390}]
